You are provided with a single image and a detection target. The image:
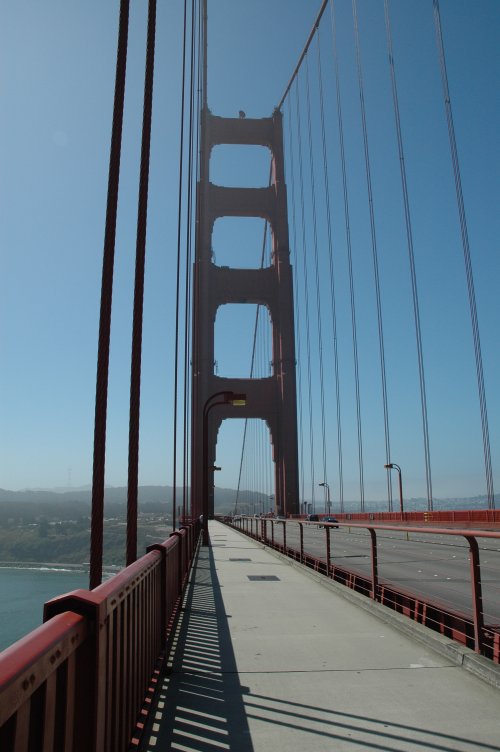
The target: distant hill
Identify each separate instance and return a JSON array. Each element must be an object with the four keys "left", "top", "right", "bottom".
[
  {"left": 0, "top": 485, "right": 263, "bottom": 520},
  {"left": 0, "top": 485, "right": 491, "bottom": 520}
]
